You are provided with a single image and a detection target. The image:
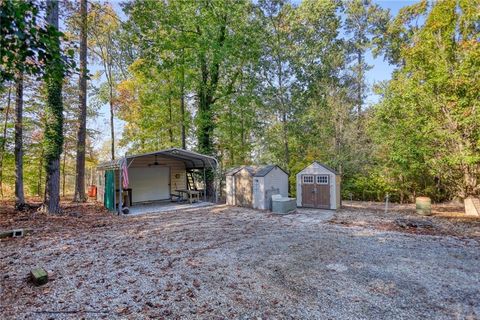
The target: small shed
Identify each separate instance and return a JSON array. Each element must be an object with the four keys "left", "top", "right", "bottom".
[
  {"left": 226, "top": 165, "right": 288, "bottom": 210},
  {"left": 296, "top": 162, "right": 341, "bottom": 209}
]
